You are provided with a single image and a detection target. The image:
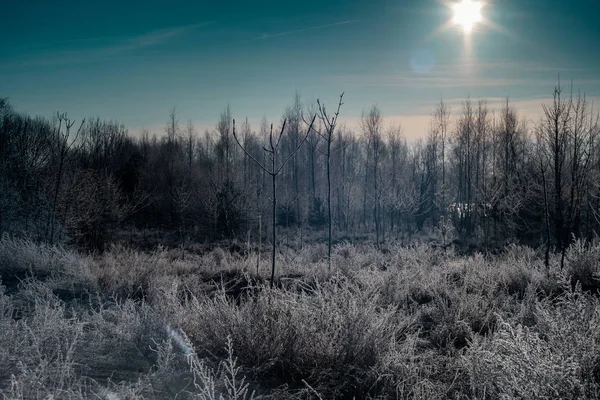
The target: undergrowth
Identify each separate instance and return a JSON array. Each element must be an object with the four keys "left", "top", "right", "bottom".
[{"left": 2, "top": 235, "right": 600, "bottom": 399}]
